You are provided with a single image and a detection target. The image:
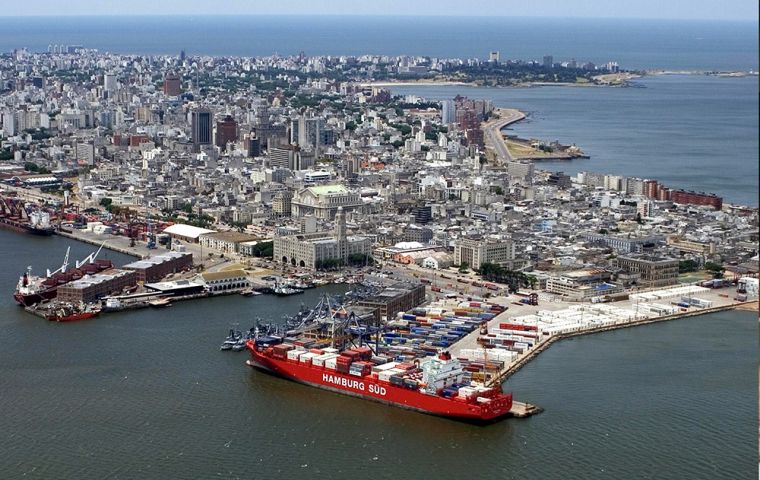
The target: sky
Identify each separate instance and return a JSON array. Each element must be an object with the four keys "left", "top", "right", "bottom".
[{"left": 0, "top": 0, "right": 757, "bottom": 21}]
